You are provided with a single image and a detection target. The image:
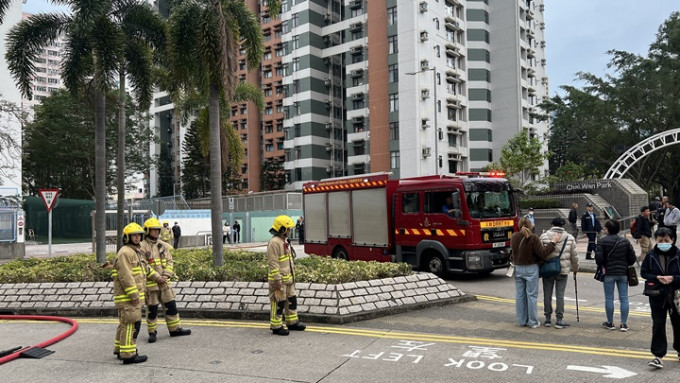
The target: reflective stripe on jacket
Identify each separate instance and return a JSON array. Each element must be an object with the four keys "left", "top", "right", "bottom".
[
  {"left": 140, "top": 238, "right": 175, "bottom": 291},
  {"left": 267, "top": 236, "right": 294, "bottom": 284}
]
